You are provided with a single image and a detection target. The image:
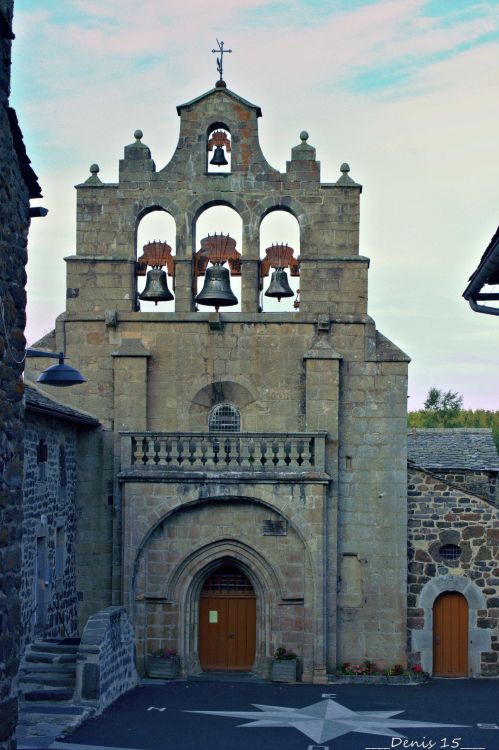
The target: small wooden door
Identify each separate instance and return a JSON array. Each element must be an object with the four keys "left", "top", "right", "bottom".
[
  {"left": 198, "top": 566, "right": 256, "bottom": 671},
  {"left": 433, "top": 592, "right": 468, "bottom": 677}
]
